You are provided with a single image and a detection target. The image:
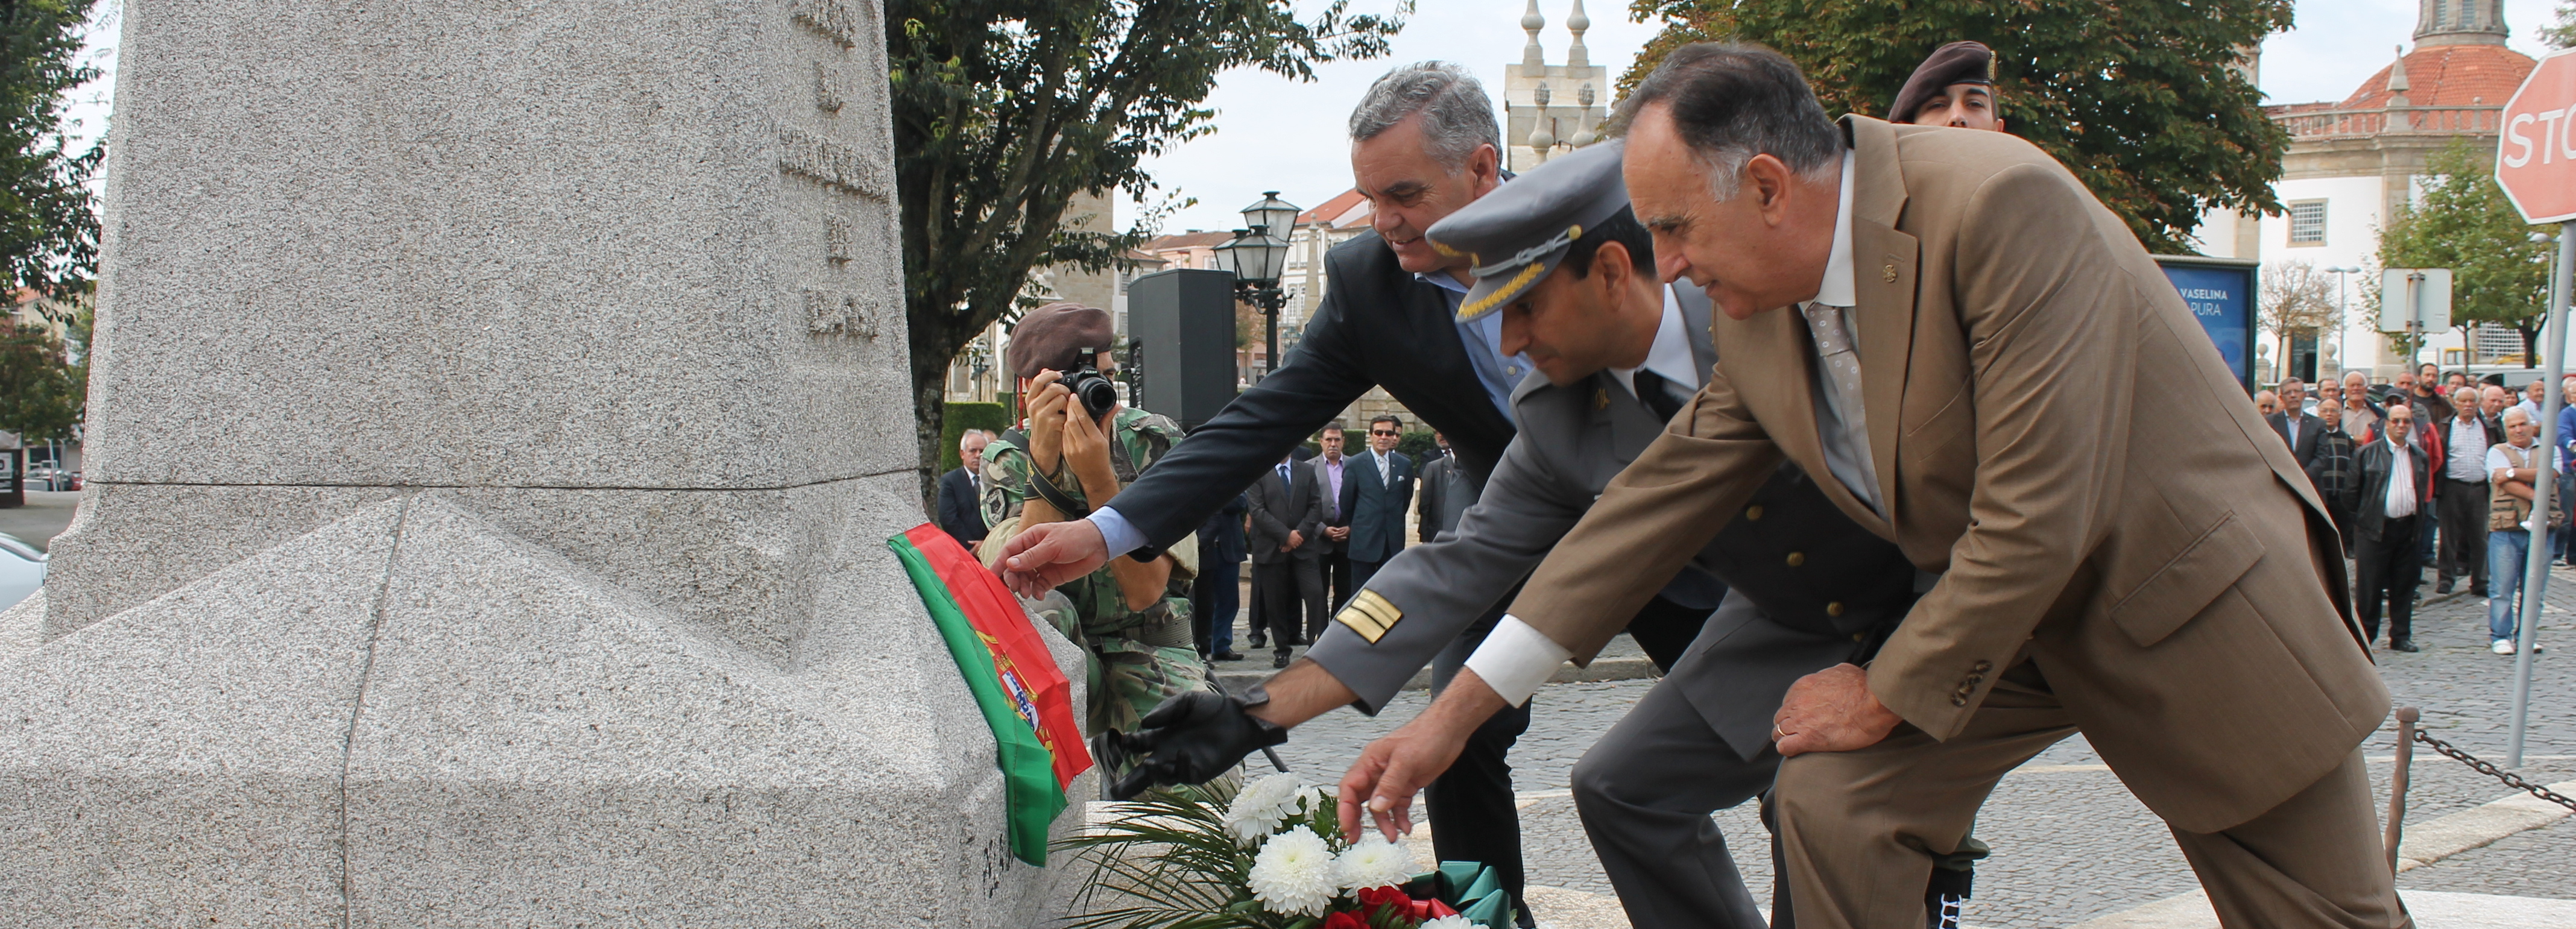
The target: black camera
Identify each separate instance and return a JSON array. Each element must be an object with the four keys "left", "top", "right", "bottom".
[{"left": 1064, "top": 347, "right": 1120, "bottom": 421}]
